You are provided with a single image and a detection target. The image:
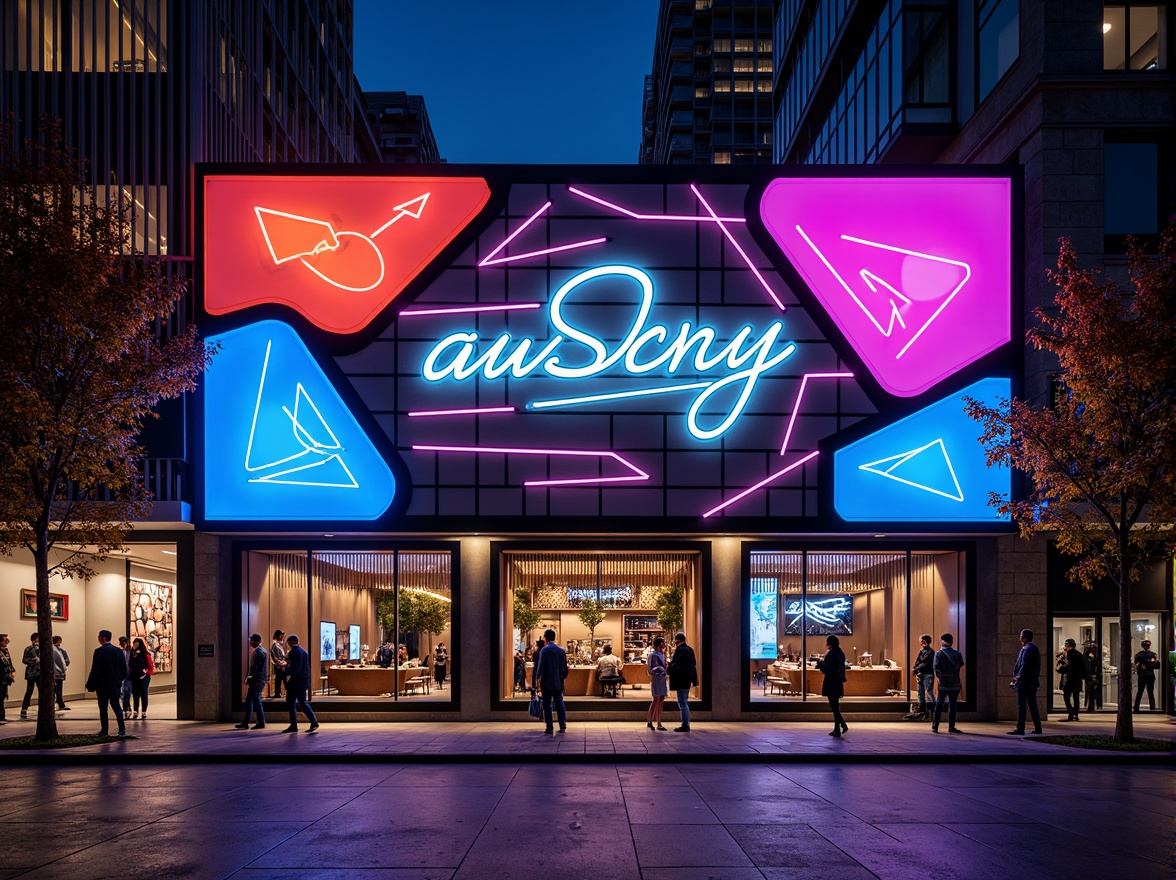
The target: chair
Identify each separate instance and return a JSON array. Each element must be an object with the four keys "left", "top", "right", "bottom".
[
  {"left": 598, "top": 673, "right": 623, "bottom": 698},
  {"left": 404, "top": 668, "right": 431, "bottom": 695}
]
